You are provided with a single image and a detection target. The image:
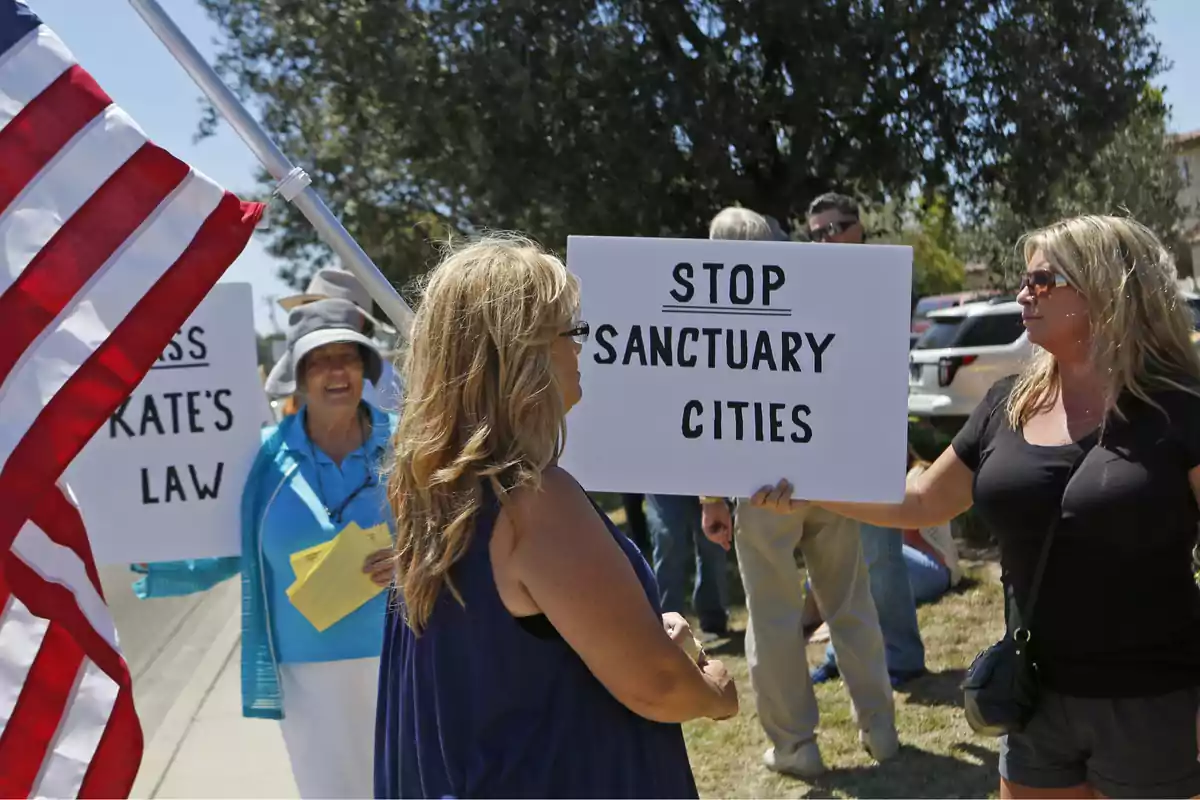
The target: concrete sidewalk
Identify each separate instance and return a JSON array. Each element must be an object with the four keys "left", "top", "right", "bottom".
[{"left": 131, "top": 603, "right": 298, "bottom": 799}]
